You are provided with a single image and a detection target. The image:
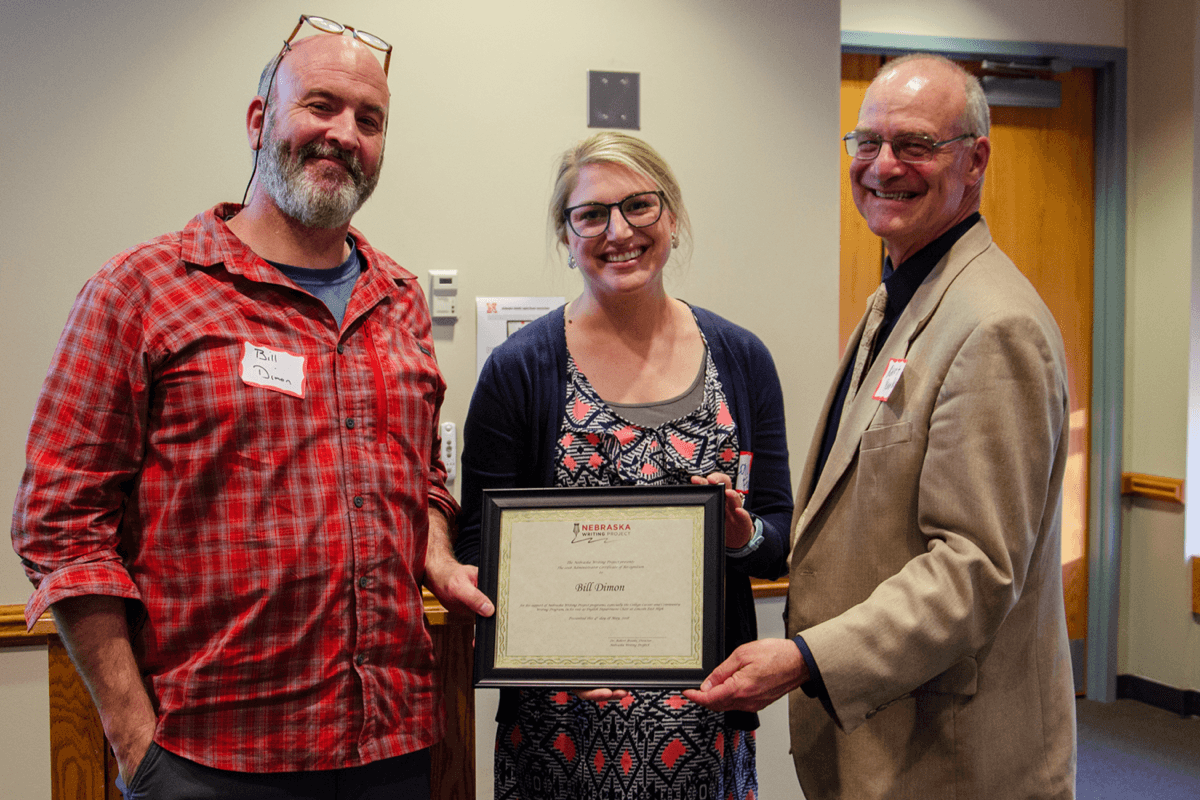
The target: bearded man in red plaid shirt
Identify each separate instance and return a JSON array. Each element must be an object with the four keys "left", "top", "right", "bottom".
[{"left": 11, "top": 21, "right": 493, "bottom": 800}]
